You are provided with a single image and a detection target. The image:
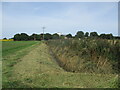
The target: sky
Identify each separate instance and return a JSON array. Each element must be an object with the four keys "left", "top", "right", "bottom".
[
  {"left": 2, "top": 2, "right": 118, "bottom": 38},
  {"left": 0, "top": 2, "right": 2, "bottom": 39}
]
